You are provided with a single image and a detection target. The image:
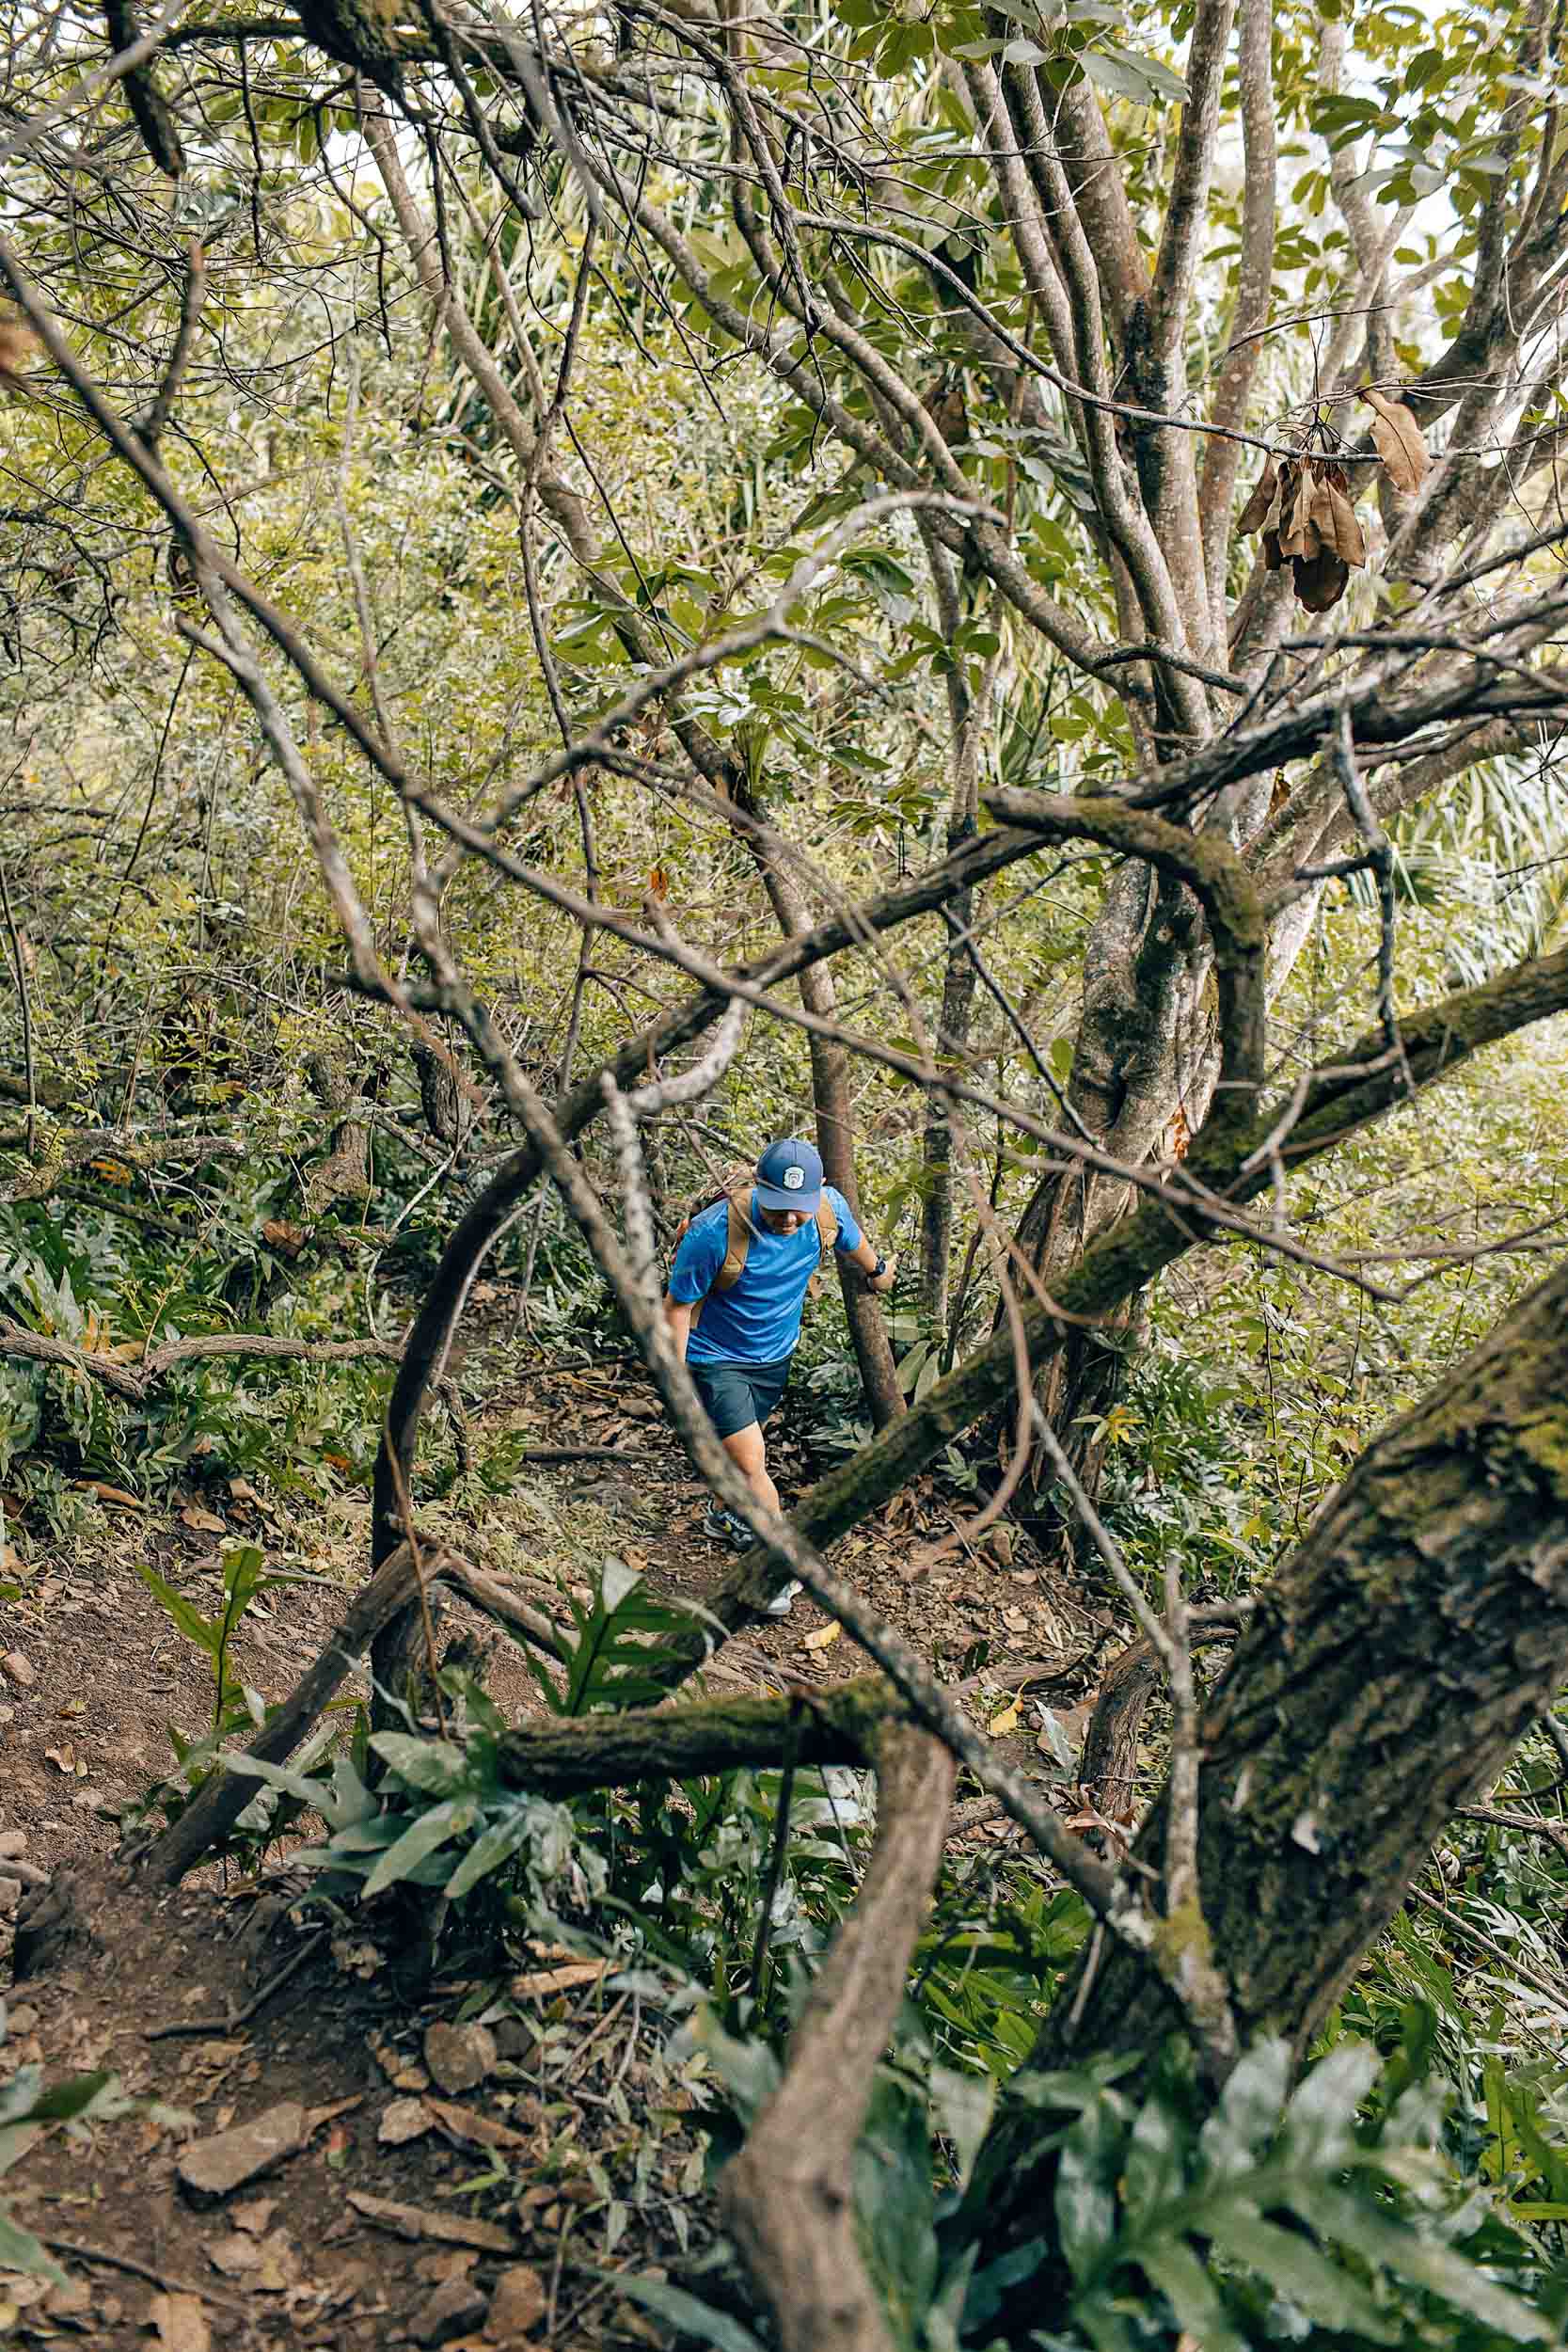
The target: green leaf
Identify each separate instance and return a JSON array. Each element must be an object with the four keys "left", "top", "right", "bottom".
[
  {"left": 1198, "top": 2035, "right": 1291, "bottom": 2181},
  {"left": 931, "top": 2062, "right": 995, "bottom": 2195},
  {"left": 1280, "top": 2040, "right": 1380, "bottom": 2171},
  {"left": 1208, "top": 2207, "right": 1395, "bottom": 2338},
  {"left": 1121, "top": 2086, "right": 1186, "bottom": 2223},
  {"left": 1083, "top": 42, "right": 1187, "bottom": 103},
  {"left": 132, "top": 1560, "right": 217, "bottom": 1655},
  {"left": 444, "top": 1806, "right": 538, "bottom": 1899},
  {"left": 600, "top": 1556, "right": 642, "bottom": 1613},
  {"left": 1297, "top": 2183, "right": 1551, "bottom": 2341},
  {"left": 1132, "top": 2233, "right": 1247, "bottom": 2352},
  {"left": 228, "top": 1753, "right": 341, "bottom": 1812},
  {"left": 368, "top": 1733, "right": 469, "bottom": 1795},
  {"left": 362, "top": 1798, "right": 479, "bottom": 1899},
  {"left": 1055, "top": 2094, "right": 1120, "bottom": 2286},
  {"left": 611, "top": 2274, "right": 767, "bottom": 2352},
  {"left": 0, "top": 2207, "right": 67, "bottom": 2285}
]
